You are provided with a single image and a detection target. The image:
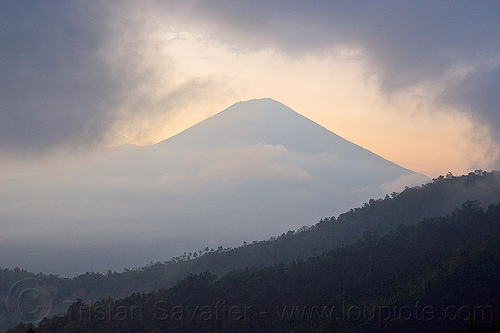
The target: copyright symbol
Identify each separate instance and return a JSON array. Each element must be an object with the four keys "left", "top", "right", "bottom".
[{"left": 6, "top": 277, "right": 54, "bottom": 323}]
